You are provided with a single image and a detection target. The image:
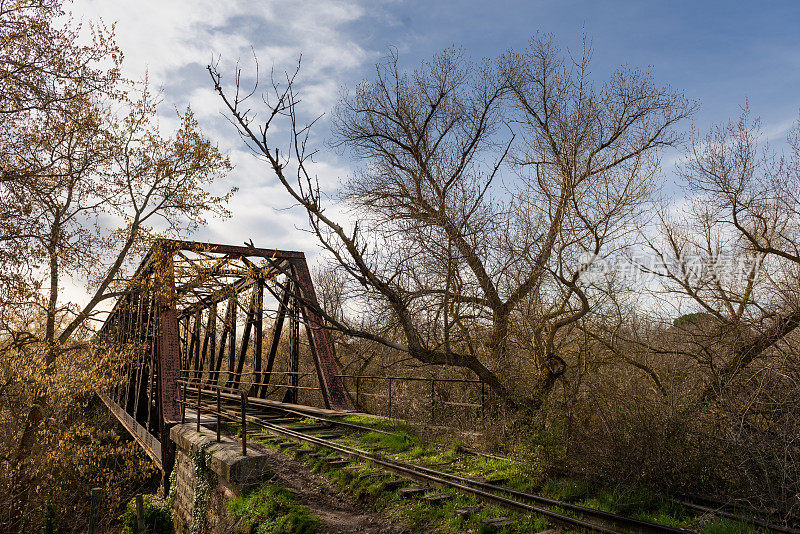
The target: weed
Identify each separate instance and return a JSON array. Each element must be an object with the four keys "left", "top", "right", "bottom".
[
  {"left": 578, "top": 490, "right": 618, "bottom": 513},
  {"left": 341, "top": 414, "right": 412, "bottom": 433},
  {"left": 611, "top": 487, "right": 661, "bottom": 515},
  {"left": 700, "top": 517, "right": 757, "bottom": 534},
  {"left": 121, "top": 495, "right": 172, "bottom": 534},
  {"left": 540, "top": 477, "right": 592, "bottom": 501},
  {"left": 358, "top": 430, "right": 415, "bottom": 453},
  {"left": 227, "top": 484, "right": 320, "bottom": 534}
]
